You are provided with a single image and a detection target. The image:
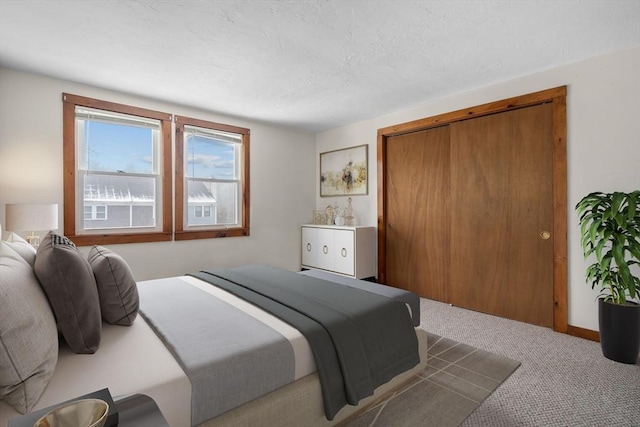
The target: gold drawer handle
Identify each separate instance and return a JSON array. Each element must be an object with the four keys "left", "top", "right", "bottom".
[
  {"left": 341, "top": 248, "right": 347, "bottom": 257},
  {"left": 540, "top": 231, "right": 551, "bottom": 240}
]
